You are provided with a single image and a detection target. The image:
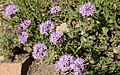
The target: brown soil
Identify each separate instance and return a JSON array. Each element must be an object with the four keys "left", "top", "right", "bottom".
[{"left": 27, "top": 60, "right": 60, "bottom": 75}]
